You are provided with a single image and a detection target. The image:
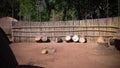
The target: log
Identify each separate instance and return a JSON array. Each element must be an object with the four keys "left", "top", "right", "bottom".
[
  {"left": 72, "top": 35, "right": 79, "bottom": 42},
  {"left": 97, "top": 36, "right": 105, "bottom": 44},
  {"left": 41, "top": 36, "right": 50, "bottom": 42},
  {"left": 79, "top": 35, "right": 87, "bottom": 43},
  {"left": 65, "top": 35, "right": 73, "bottom": 42},
  {"left": 35, "top": 36, "right": 42, "bottom": 42},
  {"left": 56, "top": 37, "right": 63, "bottom": 43}
]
